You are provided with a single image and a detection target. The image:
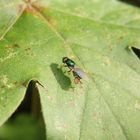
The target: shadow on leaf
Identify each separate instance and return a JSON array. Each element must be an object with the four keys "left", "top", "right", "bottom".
[{"left": 50, "top": 63, "right": 72, "bottom": 90}]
